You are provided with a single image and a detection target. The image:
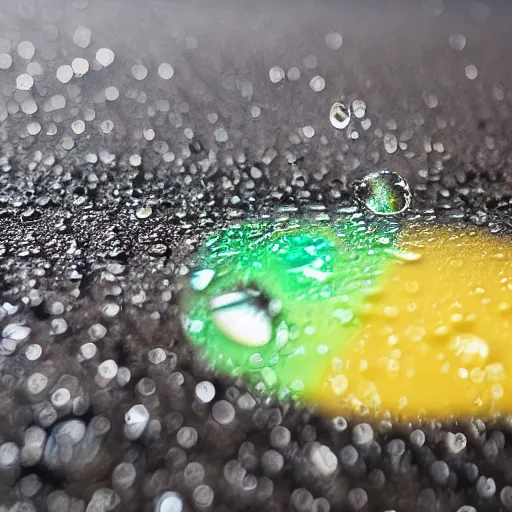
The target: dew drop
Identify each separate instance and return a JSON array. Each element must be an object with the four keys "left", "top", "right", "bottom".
[
  {"left": 189, "top": 269, "right": 215, "bottom": 291},
  {"left": 210, "top": 290, "right": 272, "bottom": 347},
  {"left": 329, "top": 102, "right": 351, "bottom": 130},
  {"left": 353, "top": 170, "right": 412, "bottom": 215}
]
